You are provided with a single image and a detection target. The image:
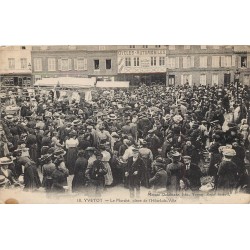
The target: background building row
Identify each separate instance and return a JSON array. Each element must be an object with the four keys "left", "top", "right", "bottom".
[{"left": 0, "top": 45, "right": 250, "bottom": 88}]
